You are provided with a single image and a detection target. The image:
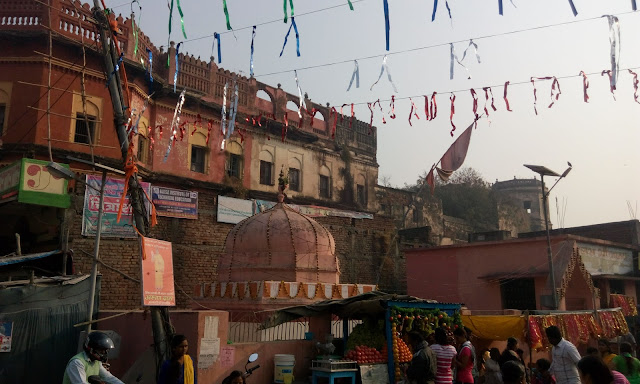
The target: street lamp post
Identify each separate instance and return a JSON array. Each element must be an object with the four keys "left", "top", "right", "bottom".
[
  {"left": 48, "top": 159, "right": 124, "bottom": 332},
  {"left": 524, "top": 163, "right": 572, "bottom": 310}
]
